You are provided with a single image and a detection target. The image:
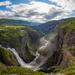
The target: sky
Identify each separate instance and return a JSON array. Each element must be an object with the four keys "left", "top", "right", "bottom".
[{"left": 0, "top": 0, "right": 75, "bottom": 23}]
